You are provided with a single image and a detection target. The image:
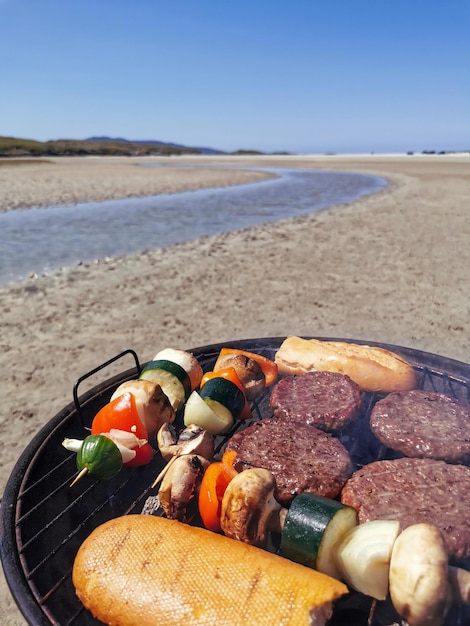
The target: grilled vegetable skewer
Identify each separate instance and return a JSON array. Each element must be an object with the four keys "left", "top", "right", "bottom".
[
  {"left": 63, "top": 383, "right": 175, "bottom": 484},
  {"left": 182, "top": 350, "right": 278, "bottom": 435},
  {"left": 218, "top": 467, "right": 469, "bottom": 626},
  {"left": 62, "top": 348, "right": 202, "bottom": 484},
  {"left": 220, "top": 467, "right": 358, "bottom": 578}
]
